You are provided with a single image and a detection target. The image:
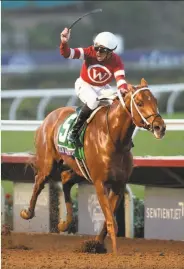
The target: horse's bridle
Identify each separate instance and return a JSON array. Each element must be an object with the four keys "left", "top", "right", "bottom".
[{"left": 117, "top": 87, "right": 161, "bottom": 131}]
